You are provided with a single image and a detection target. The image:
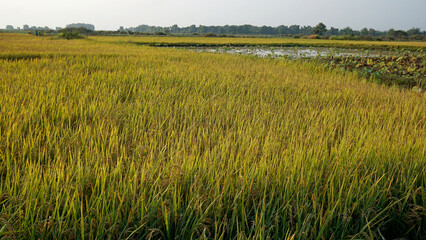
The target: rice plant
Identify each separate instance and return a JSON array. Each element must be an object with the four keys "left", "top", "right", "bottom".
[{"left": 0, "top": 33, "right": 425, "bottom": 239}]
